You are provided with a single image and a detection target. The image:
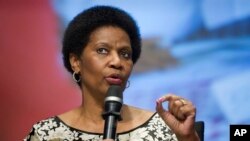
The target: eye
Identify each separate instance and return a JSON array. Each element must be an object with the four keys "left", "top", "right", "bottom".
[
  {"left": 120, "top": 49, "right": 132, "bottom": 59},
  {"left": 96, "top": 48, "right": 108, "bottom": 54}
]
